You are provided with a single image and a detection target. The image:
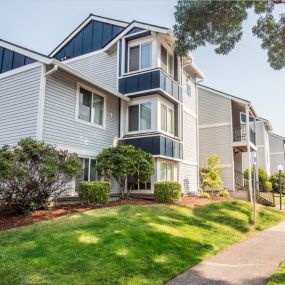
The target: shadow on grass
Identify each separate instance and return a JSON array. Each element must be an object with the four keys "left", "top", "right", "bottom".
[{"left": 192, "top": 200, "right": 253, "bottom": 233}]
